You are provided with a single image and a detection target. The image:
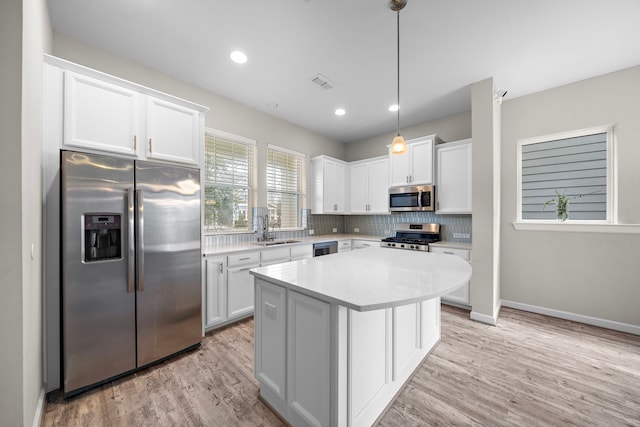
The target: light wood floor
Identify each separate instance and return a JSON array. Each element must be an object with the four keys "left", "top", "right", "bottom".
[{"left": 43, "top": 306, "right": 640, "bottom": 426}]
